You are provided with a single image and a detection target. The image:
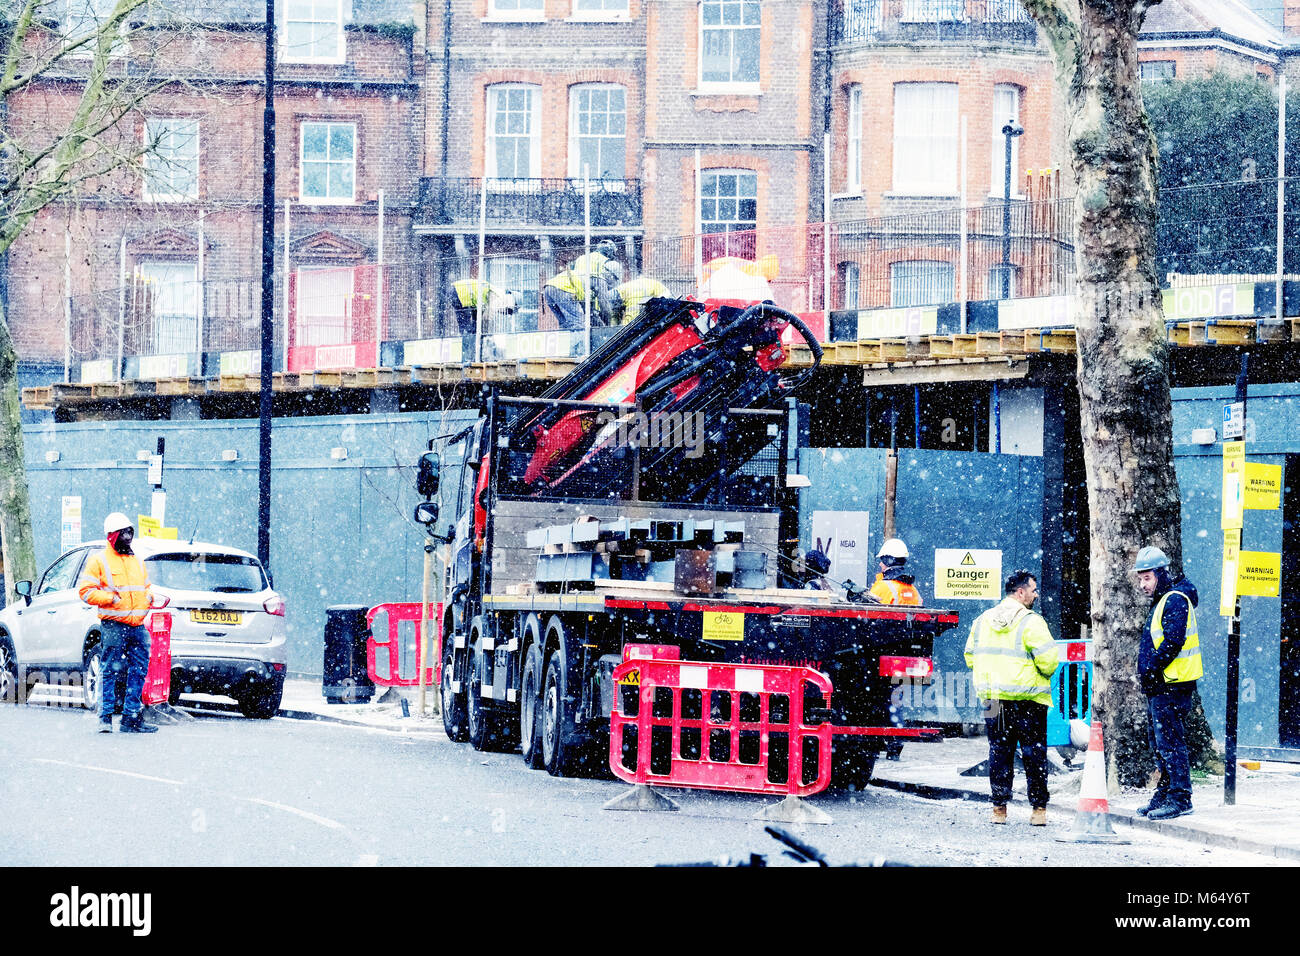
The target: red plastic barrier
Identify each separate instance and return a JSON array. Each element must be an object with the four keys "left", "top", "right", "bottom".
[
  {"left": 142, "top": 611, "right": 172, "bottom": 706},
  {"left": 366, "top": 602, "right": 441, "bottom": 687},
  {"left": 609, "top": 644, "right": 834, "bottom": 798}
]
